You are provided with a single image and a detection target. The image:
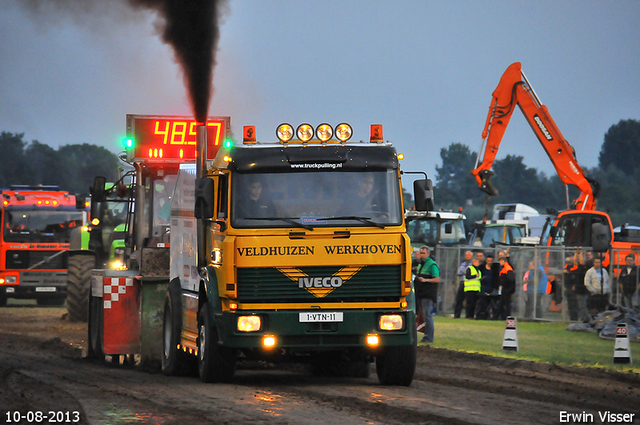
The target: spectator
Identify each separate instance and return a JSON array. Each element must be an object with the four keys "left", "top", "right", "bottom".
[
  {"left": 476, "top": 253, "right": 498, "bottom": 319},
  {"left": 493, "top": 256, "right": 515, "bottom": 320},
  {"left": 563, "top": 253, "right": 585, "bottom": 321},
  {"left": 464, "top": 258, "right": 482, "bottom": 319},
  {"left": 523, "top": 261, "right": 548, "bottom": 319},
  {"left": 572, "top": 252, "right": 592, "bottom": 322},
  {"left": 414, "top": 246, "right": 440, "bottom": 345},
  {"left": 476, "top": 251, "right": 486, "bottom": 268},
  {"left": 497, "top": 248, "right": 511, "bottom": 264},
  {"left": 454, "top": 251, "right": 473, "bottom": 318},
  {"left": 618, "top": 253, "right": 638, "bottom": 309},
  {"left": 584, "top": 257, "right": 610, "bottom": 313},
  {"left": 584, "top": 251, "right": 594, "bottom": 269}
]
